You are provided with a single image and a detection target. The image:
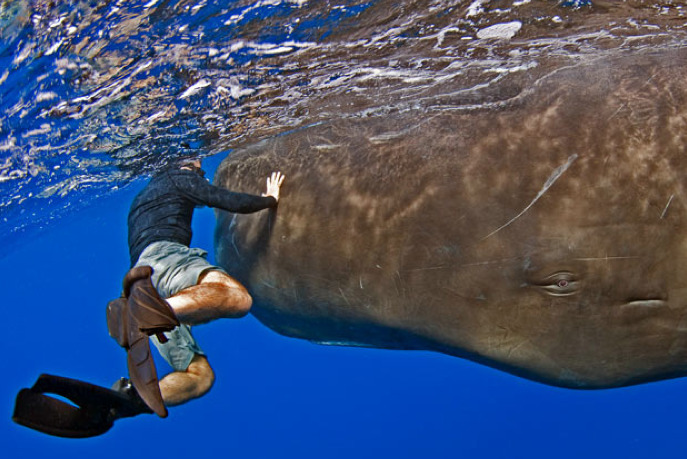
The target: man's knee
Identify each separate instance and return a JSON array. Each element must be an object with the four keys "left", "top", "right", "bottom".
[
  {"left": 159, "top": 354, "right": 215, "bottom": 406},
  {"left": 198, "top": 269, "right": 237, "bottom": 287},
  {"left": 188, "top": 355, "right": 215, "bottom": 397},
  {"left": 199, "top": 270, "right": 252, "bottom": 316},
  {"left": 232, "top": 287, "right": 252, "bottom": 316}
]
